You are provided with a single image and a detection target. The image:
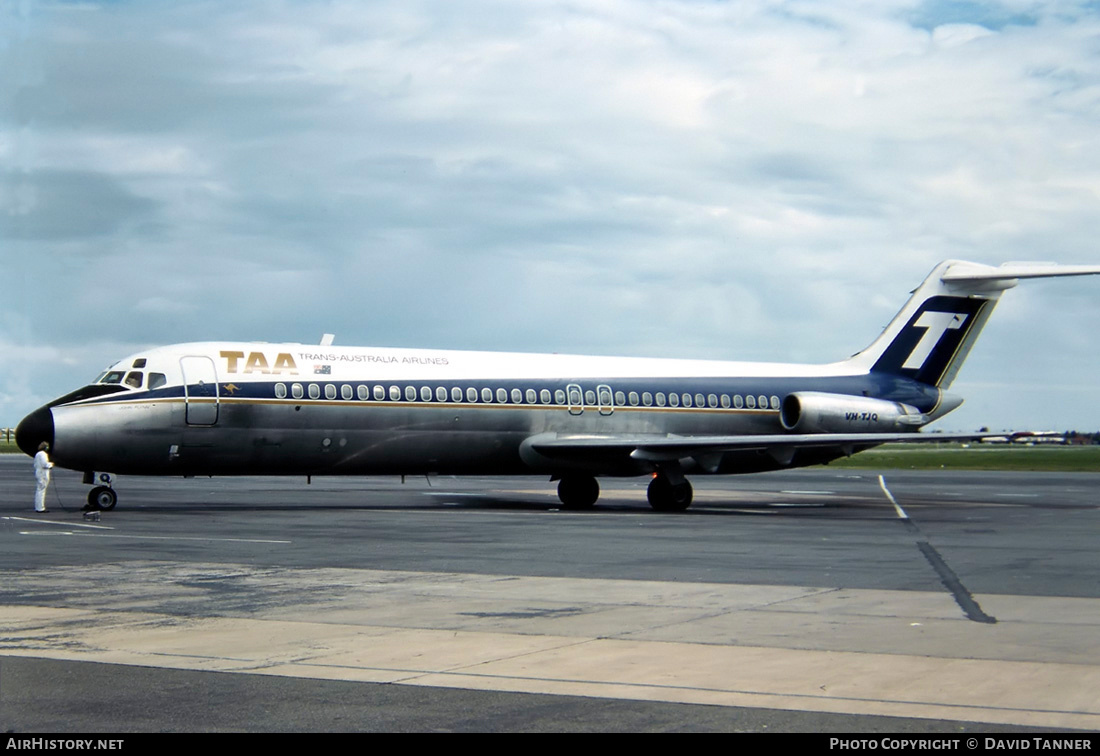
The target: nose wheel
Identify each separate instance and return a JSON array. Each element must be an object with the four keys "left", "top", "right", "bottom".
[
  {"left": 87, "top": 486, "right": 118, "bottom": 511},
  {"left": 84, "top": 472, "right": 118, "bottom": 511}
]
